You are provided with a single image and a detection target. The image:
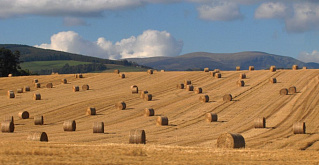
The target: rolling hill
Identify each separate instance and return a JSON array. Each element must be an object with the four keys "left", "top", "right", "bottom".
[{"left": 127, "top": 51, "right": 319, "bottom": 71}]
